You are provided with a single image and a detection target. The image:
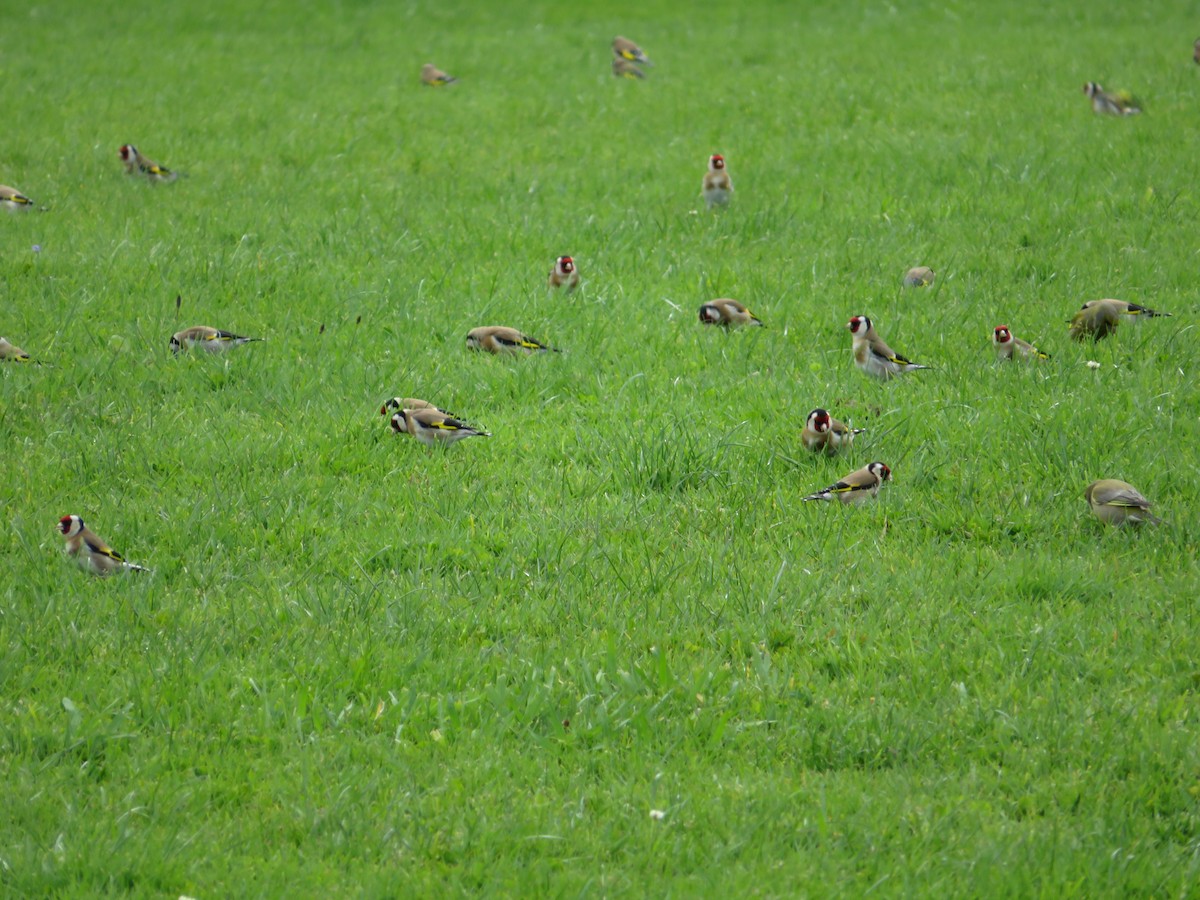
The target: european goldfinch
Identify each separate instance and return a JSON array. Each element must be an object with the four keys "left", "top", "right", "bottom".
[
  {"left": 903, "top": 266, "right": 935, "bottom": 287},
  {"left": 802, "top": 462, "right": 891, "bottom": 504},
  {"left": 421, "top": 63, "right": 457, "bottom": 86},
  {"left": 848, "top": 315, "right": 930, "bottom": 380},
  {"left": 612, "top": 58, "right": 645, "bottom": 80},
  {"left": 391, "top": 409, "right": 490, "bottom": 446},
  {"left": 170, "top": 326, "right": 263, "bottom": 354},
  {"left": 57, "top": 515, "right": 149, "bottom": 575},
  {"left": 119, "top": 144, "right": 179, "bottom": 182},
  {"left": 0, "top": 337, "right": 34, "bottom": 362},
  {"left": 1083, "top": 82, "right": 1141, "bottom": 115},
  {"left": 1069, "top": 299, "right": 1170, "bottom": 341},
  {"left": 1085, "top": 479, "right": 1163, "bottom": 526},
  {"left": 0, "top": 184, "right": 37, "bottom": 212},
  {"left": 548, "top": 255, "right": 580, "bottom": 292},
  {"left": 380, "top": 397, "right": 443, "bottom": 416},
  {"left": 612, "top": 36, "right": 652, "bottom": 66},
  {"left": 466, "top": 325, "right": 559, "bottom": 354},
  {"left": 699, "top": 299, "right": 763, "bottom": 328},
  {"left": 992, "top": 325, "right": 1050, "bottom": 360},
  {"left": 801, "top": 408, "right": 865, "bottom": 455},
  {"left": 702, "top": 154, "right": 732, "bottom": 210}
]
